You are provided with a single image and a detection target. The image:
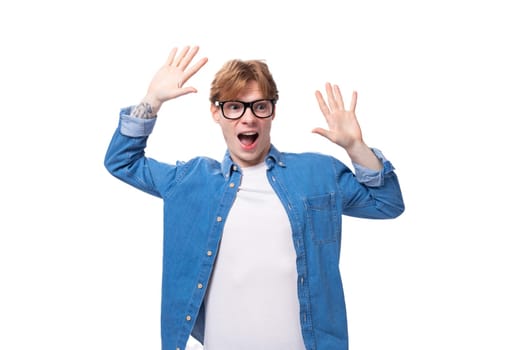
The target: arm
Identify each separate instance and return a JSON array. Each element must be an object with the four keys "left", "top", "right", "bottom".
[
  {"left": 104, "top": 46, "right": 208, "bottom": 196},
  {"left": 337, "top": 151, "right": 405, "bottom": 219},
  {"left": 313, "top": 83, "right": 404, "bottom": 217}
]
